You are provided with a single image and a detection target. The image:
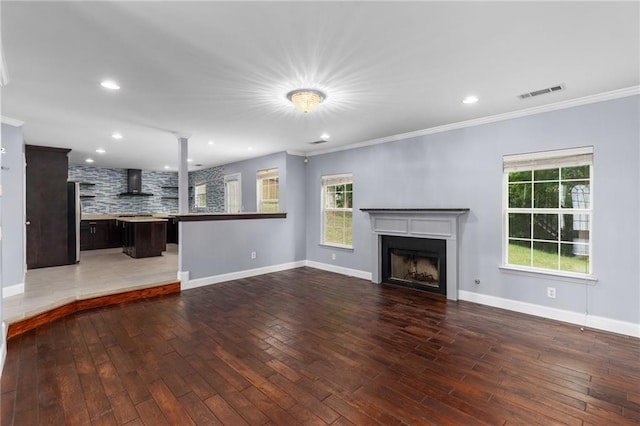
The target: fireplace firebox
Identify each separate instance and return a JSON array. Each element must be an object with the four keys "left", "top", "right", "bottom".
[{"left": 381, "top": 235, "right": 447, "bottom": 295}]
